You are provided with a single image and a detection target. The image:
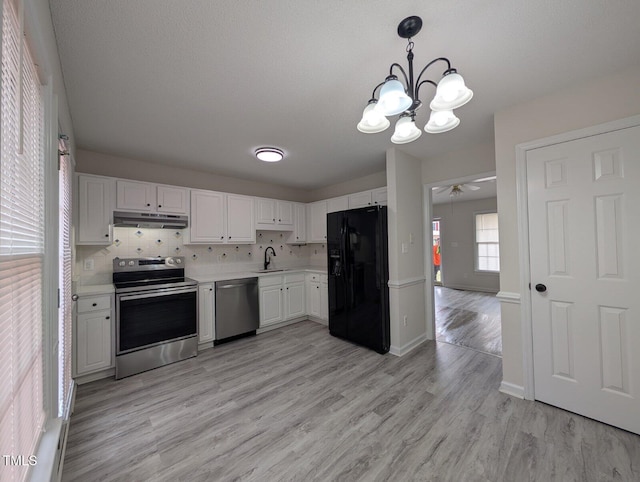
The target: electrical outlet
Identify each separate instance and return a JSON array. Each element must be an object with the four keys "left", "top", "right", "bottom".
[
  {"left": 403, "top": 315, "right": 407, "bottom": 326},
  {"left": 83, "top": 258, "right": 94, "bottom": 271}
]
